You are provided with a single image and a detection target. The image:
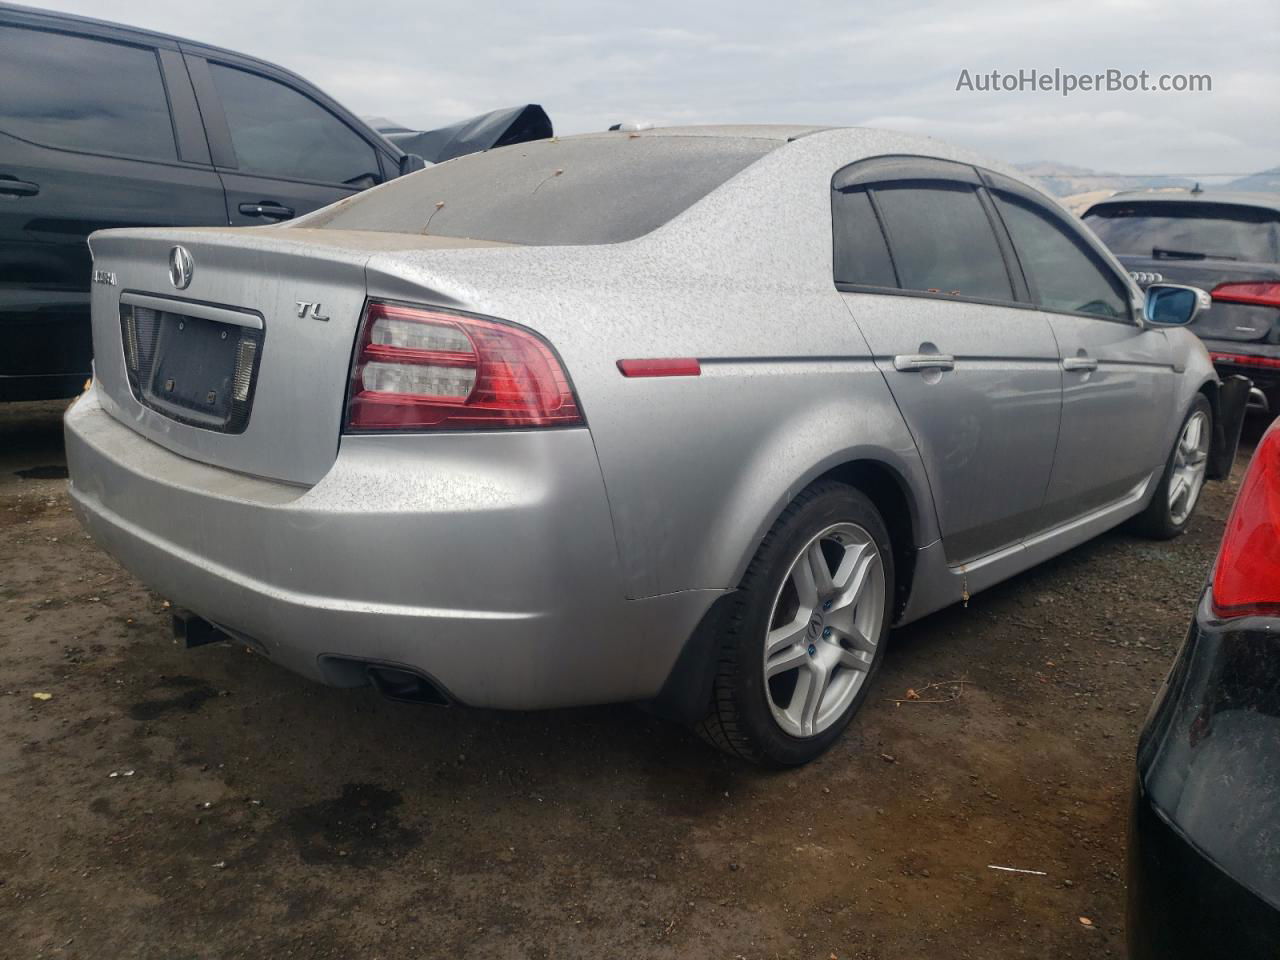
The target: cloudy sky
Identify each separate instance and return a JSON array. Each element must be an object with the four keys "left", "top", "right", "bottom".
[{"left": 42, "top": 0, "right": 1280, "bottom": 176}]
